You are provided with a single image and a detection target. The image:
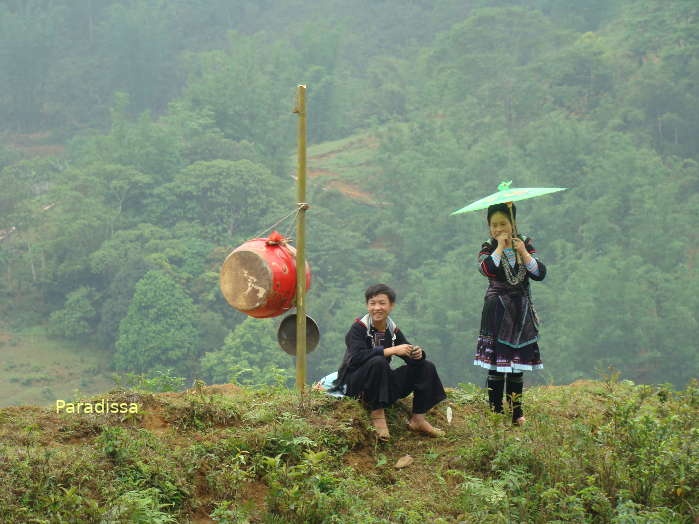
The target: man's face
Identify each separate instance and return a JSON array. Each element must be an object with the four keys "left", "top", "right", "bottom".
[{"left": 367, "top": 293, "right": 394, "bottom": 325}]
